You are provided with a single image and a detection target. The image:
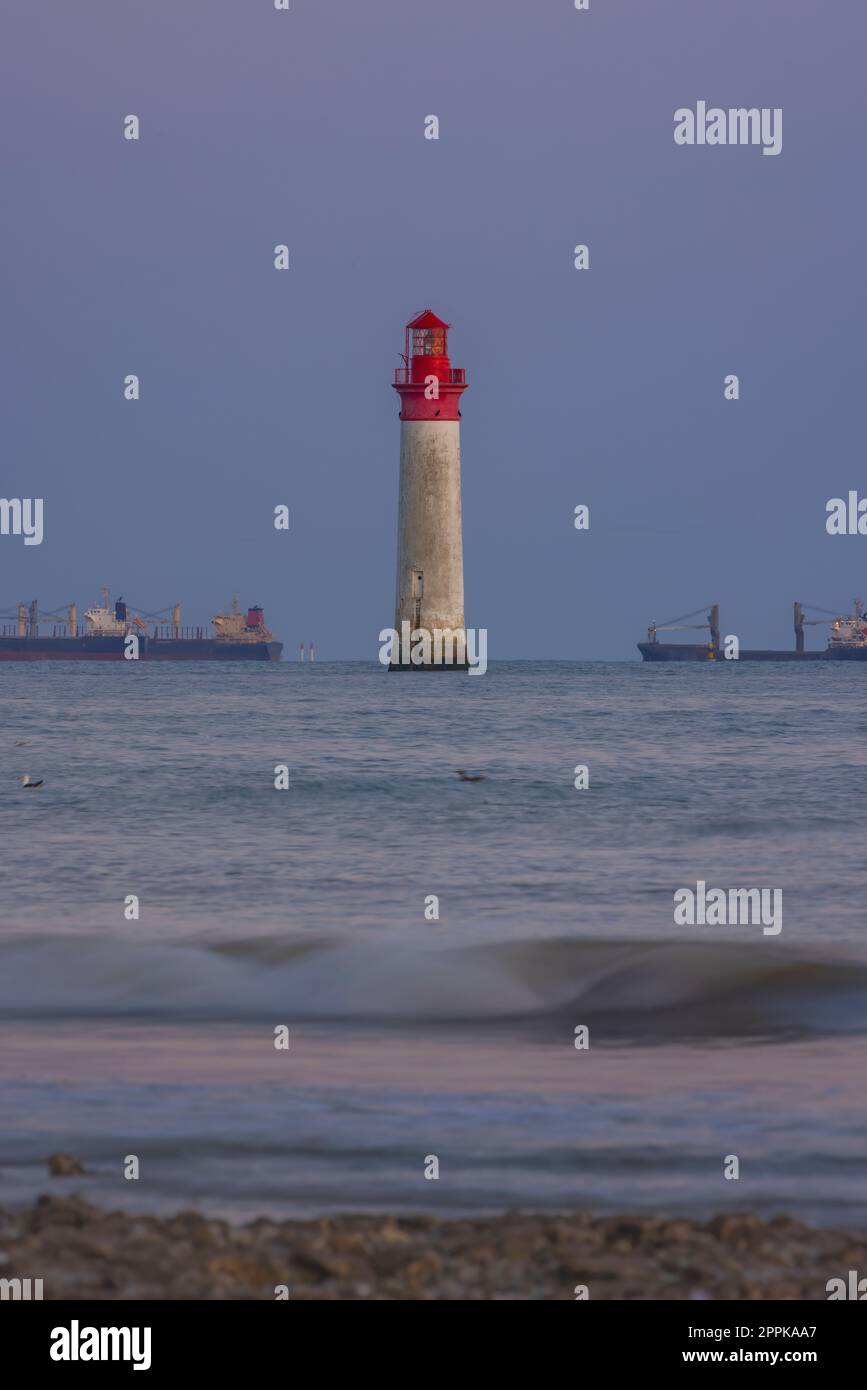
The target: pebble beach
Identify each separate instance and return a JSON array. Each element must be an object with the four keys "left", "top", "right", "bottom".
[{"left": 3, "top": 1196, "right": 862, "bottom": 1301}]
